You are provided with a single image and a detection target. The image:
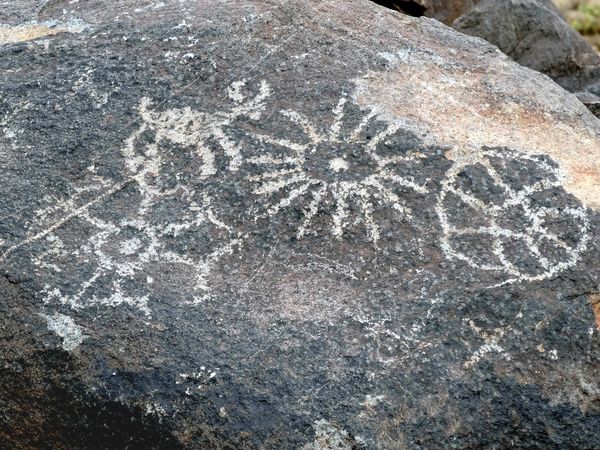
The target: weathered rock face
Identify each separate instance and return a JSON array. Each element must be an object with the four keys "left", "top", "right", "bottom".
[
  {"left": 420, "top": 0, "right": 481, "bottom": 23},
  {"left": 1, "top": 0, "right": 600, "bottom": 448},
  {"left": 372, "top": 0, "right": 481, "bottom": 23},
  {"left": 454, "top": 0, "right": 600, "bottom": 91},
  {"left": 577, "top": 91, "right": 600, "bottom": 117}
]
